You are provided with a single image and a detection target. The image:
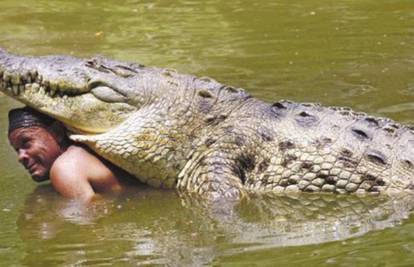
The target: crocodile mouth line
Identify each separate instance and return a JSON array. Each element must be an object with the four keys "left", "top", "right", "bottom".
[{"left": 0, "top": 69, "right": 82, "bottom": 98}]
